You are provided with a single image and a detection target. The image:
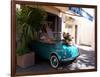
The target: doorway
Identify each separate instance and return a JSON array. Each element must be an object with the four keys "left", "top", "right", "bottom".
[
  {"left": 75, "top": 25, "right": 78, "bottom": 44},
  {"left": 46, "top": 12, "right": 61, "bottom": 40}
]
